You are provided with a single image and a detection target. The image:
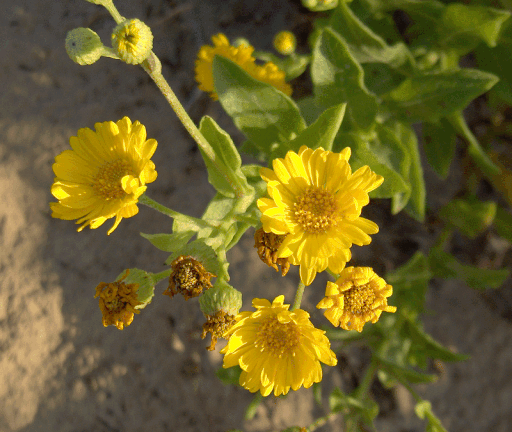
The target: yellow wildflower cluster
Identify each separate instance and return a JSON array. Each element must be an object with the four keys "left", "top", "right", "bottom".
[{"left": 195, "top": 33, "right": 292, "bottom": 100}]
